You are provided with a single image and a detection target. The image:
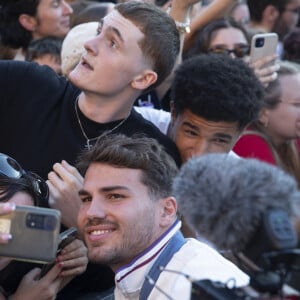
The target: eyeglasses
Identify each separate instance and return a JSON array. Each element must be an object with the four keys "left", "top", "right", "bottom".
[
  {"left": 208, "top": 44, "right": 250, "bottom": 58},
  {"left": 0, "top": 153, "right": 49, "bottom": 203}
]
